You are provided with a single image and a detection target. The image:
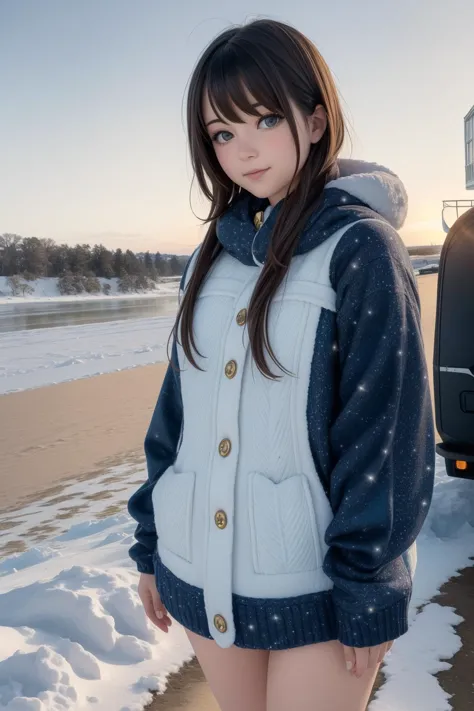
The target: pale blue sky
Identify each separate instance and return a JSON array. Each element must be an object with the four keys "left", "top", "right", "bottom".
[{"left": 1, "top": 0, "right": 473, "bottom": 253}]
